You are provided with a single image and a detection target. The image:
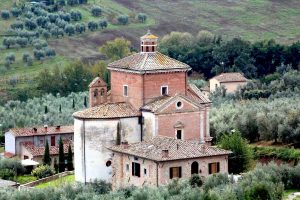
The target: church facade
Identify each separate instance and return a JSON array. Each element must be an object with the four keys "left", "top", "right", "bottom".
[{"left": 73, "top": 31, "right": 230, "bottom": 187}]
